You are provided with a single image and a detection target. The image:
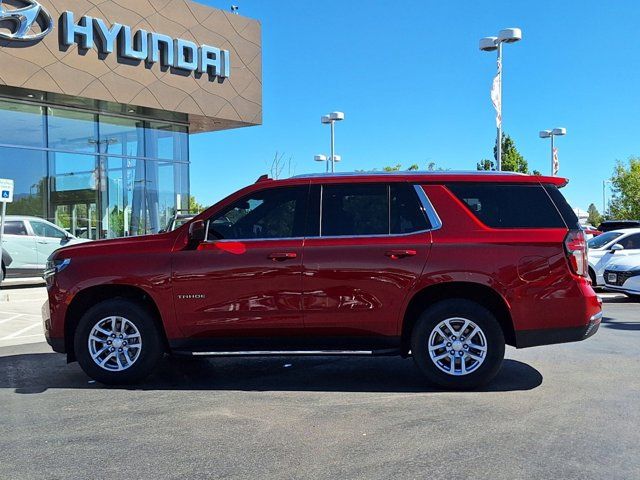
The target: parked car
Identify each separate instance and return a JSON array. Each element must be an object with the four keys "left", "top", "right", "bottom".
[
  {"left": 43, "top": 172, "right": 601, "bottom": 389},
  {"left": 603, "top": 255, "right": 640, "bottom": 299},
  {"left": 597, "top": 220, "right": 640, "bottom": 232},
  {"left": 587, "top": 228, "right": 640, "bottom": 285},
  {"left": 581, "top": 225, "right": 601, "bottom": 240},
  {"left": 1, "top": 216, "right": 90, "bottom": 280}
]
